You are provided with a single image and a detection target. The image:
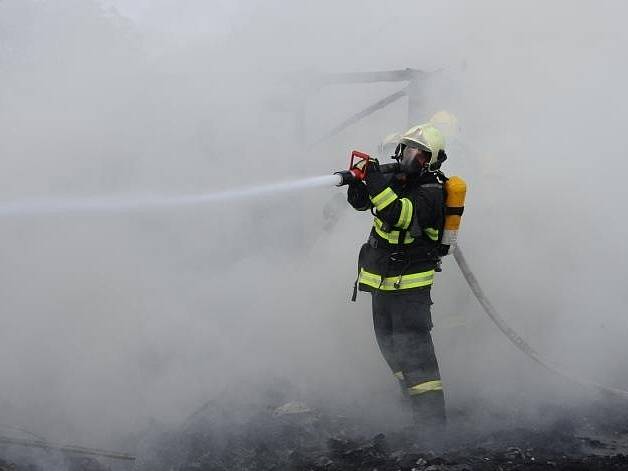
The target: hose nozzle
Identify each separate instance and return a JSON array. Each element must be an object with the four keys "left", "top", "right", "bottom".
[
  {"left": 334, "top": 170, "right": 357, "bottom": 186},
  {"left": 333, "top": 162, "right": 400, "bottom": 186}
]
